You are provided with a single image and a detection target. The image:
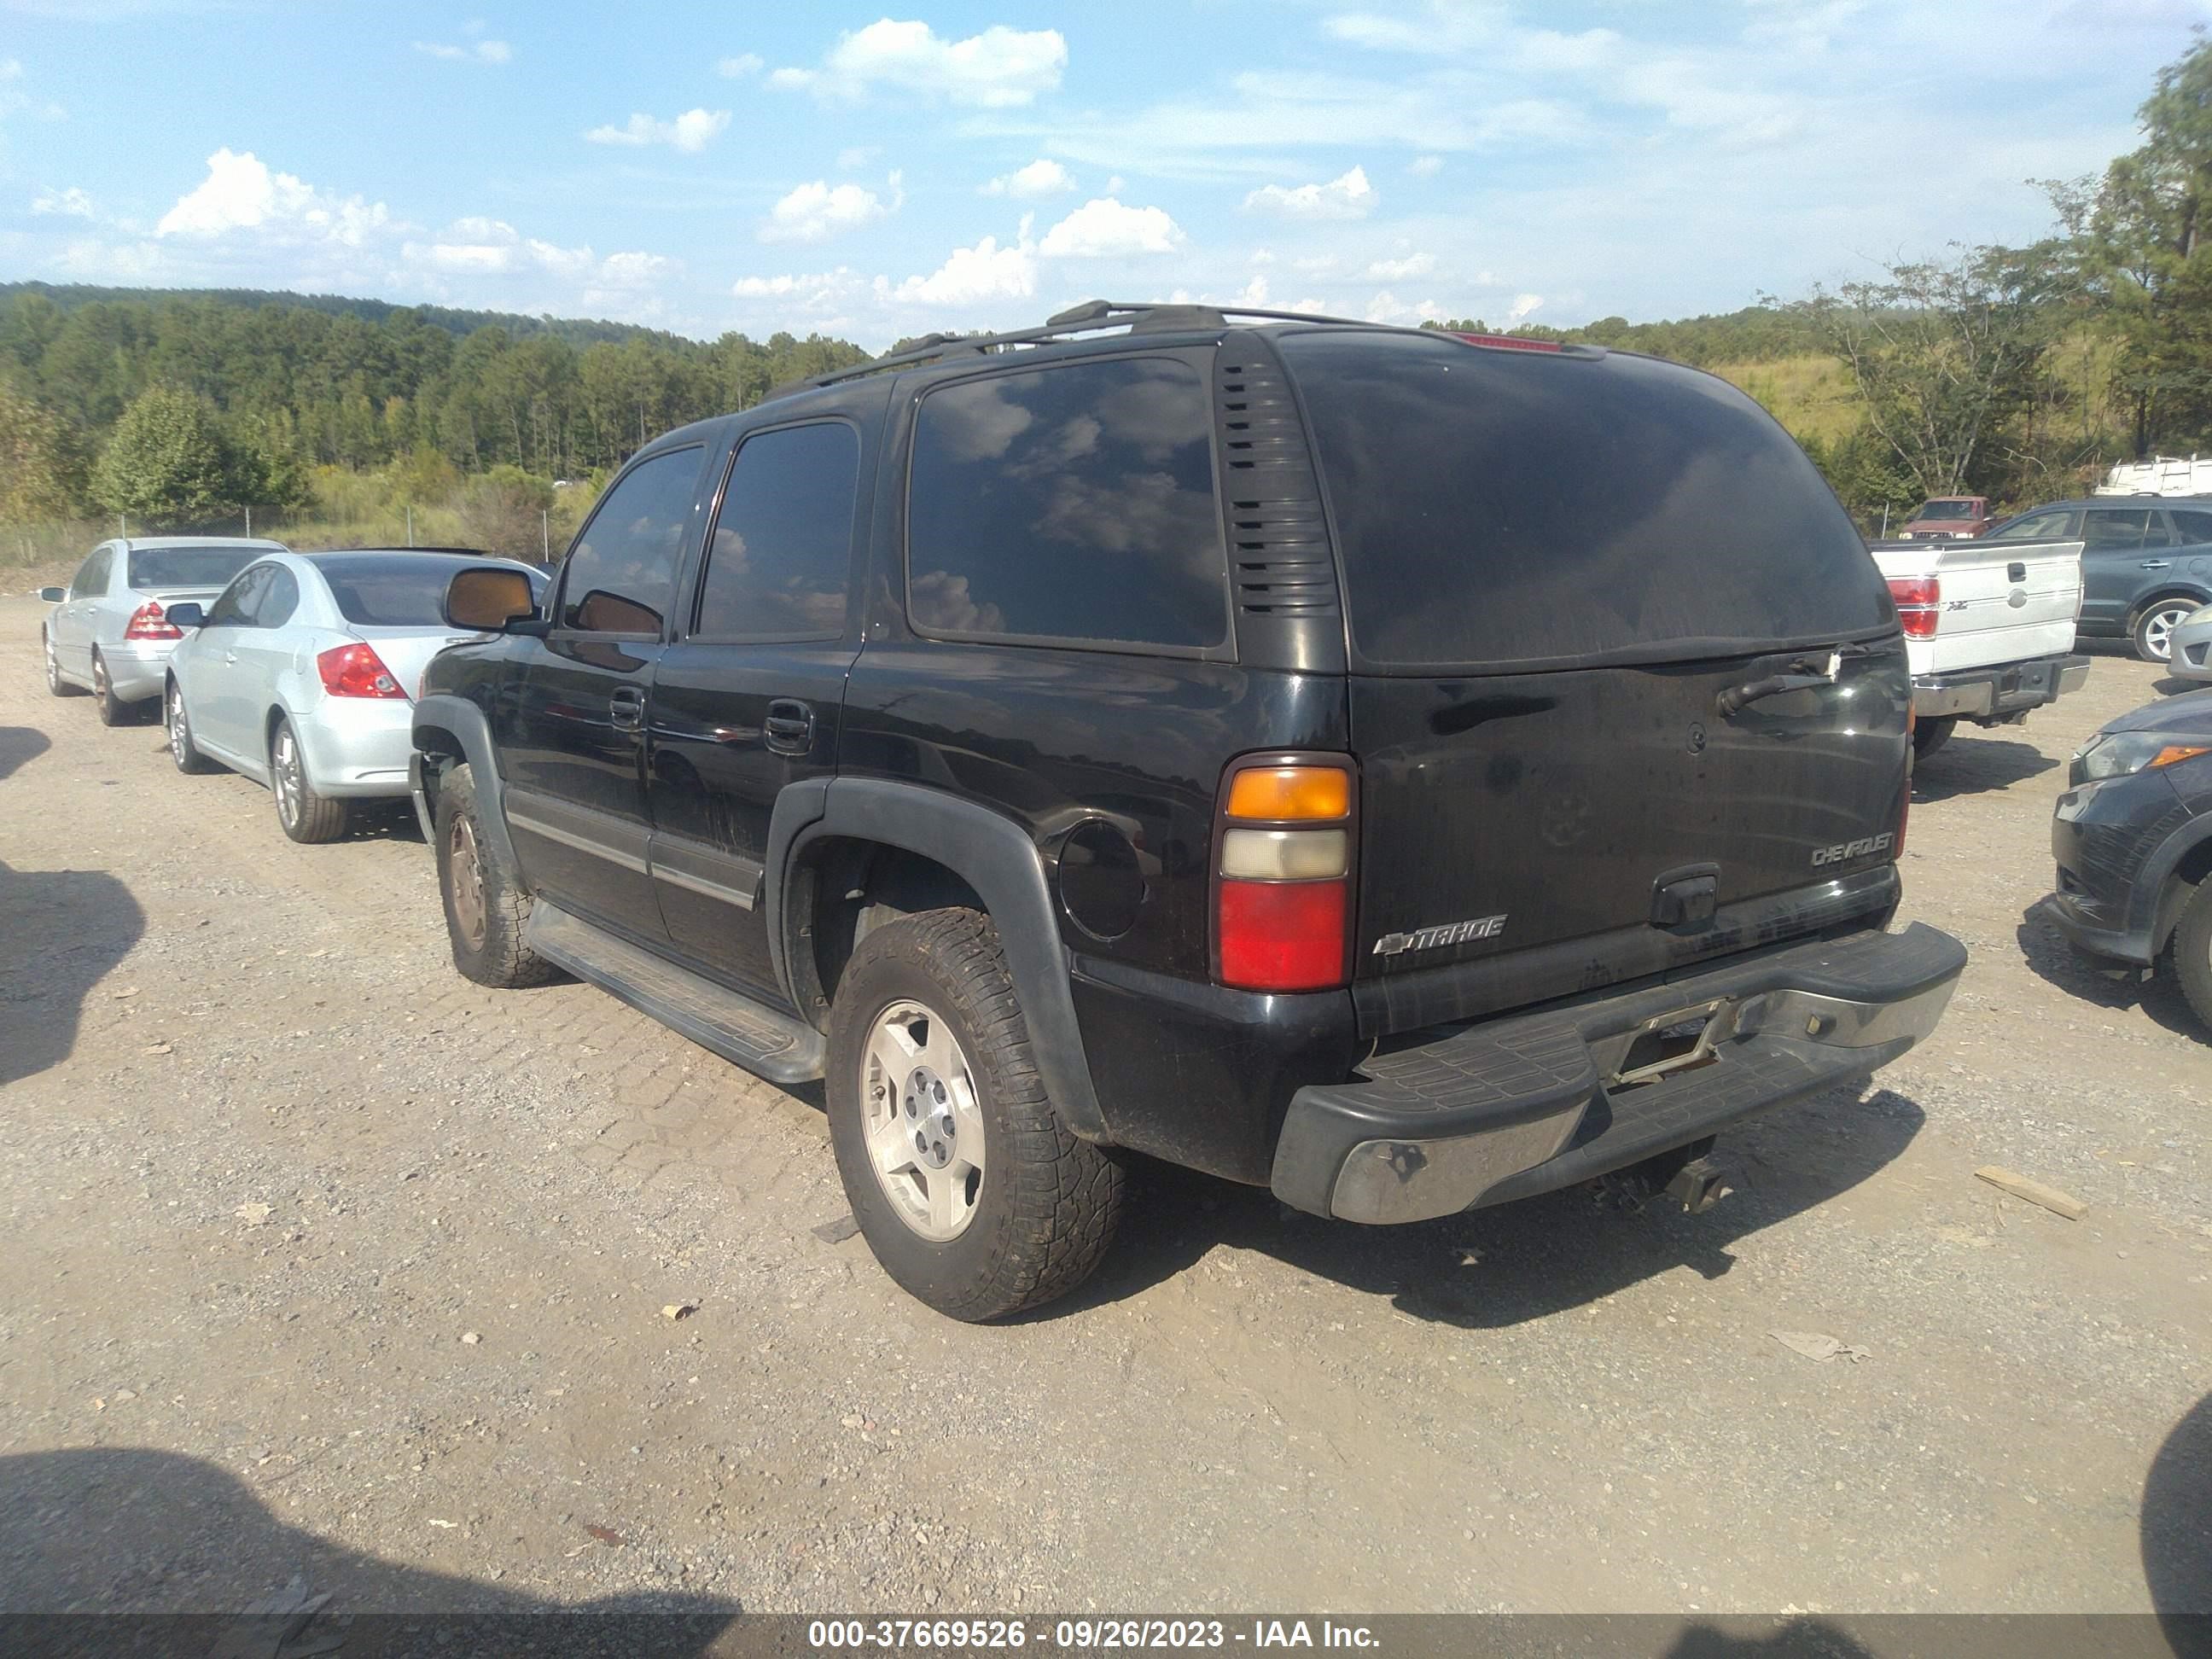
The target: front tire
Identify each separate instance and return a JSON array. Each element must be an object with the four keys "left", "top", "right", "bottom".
[
  {"left": 1912, "top": 716, "right": 1956, "bottom": 760},
  {"left": 825, "top": 908, "right": 1123, "bottom": 1321},
  {"left": 434, "top": 764, "right": 556, "bottom": 988},
  {"left": 44, "top": 632, "right": 83, "bottom": 697},
  {"left": 271, "top": 717, "right": 348, "bottom": 843},
  {"left": 166, "top": 680, "right": 217, "bottom": 774},
  {"left": 2133, "top": 599, "right": 2196, "bottom": 664},
  {"left": 2162, "top": 880, "right": 2212, "bottom": 1036}
]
